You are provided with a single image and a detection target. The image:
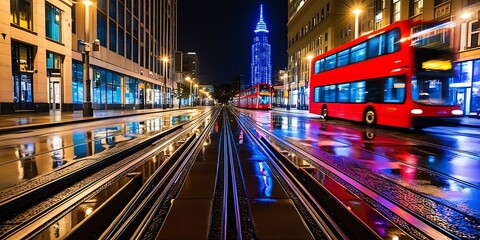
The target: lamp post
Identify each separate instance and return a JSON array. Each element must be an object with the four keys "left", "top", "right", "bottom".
[
  {"left": 82, "top": 0, "right": 93, "bottom": 116},
  {"left": 194, "top": 84, "right": 198, "bottom": 106},
  {"left": 353, "top": 9, "right": 362, "bottom": 39},
  {"left": 306, "top": 54, "right": 314, "bottom": 110},
  {"left": 283, "top": 72, "right": 290, "bottom": 110},
  {"left": 161, "top": 56, "right": 169, "bottom": 109}
]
